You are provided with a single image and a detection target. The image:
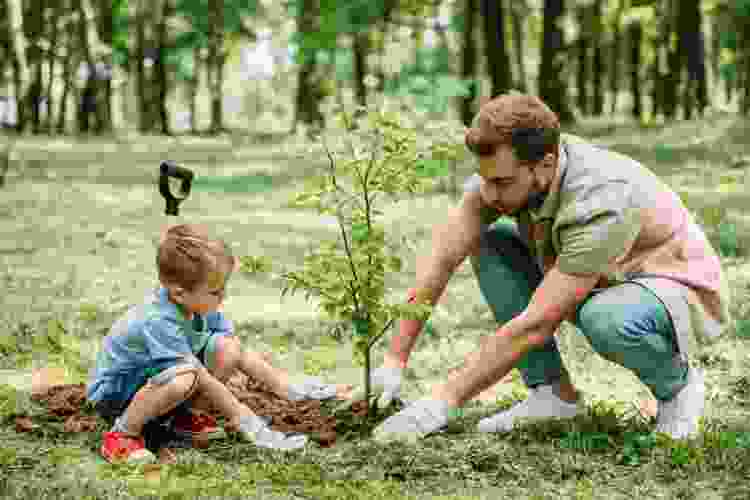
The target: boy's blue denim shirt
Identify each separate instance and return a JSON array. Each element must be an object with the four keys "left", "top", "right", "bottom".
[{"left": 86, "top": 285, "right": 233, "bottom": 404}]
